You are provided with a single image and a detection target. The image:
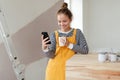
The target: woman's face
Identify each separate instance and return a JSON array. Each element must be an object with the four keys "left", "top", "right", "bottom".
[{"left": 57, "top": 14, "right": 71, "bottom": 32}]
